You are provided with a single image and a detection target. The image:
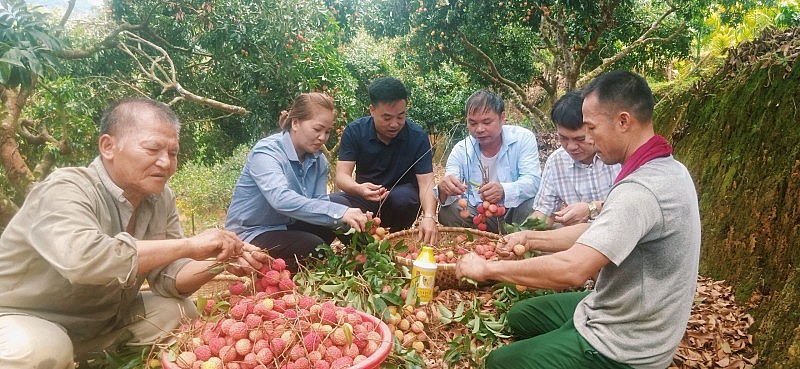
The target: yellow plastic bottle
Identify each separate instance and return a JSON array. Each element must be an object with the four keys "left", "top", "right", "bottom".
[{"left": 411, "top": 246, "right": 437, "bottom": 305}]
